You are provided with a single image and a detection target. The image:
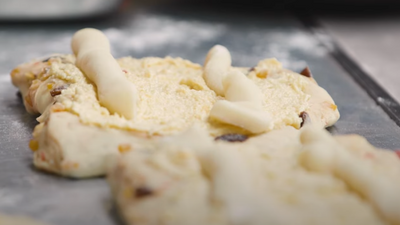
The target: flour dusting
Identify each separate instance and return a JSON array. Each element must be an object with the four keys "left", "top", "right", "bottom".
[
  {"left": 0, "top": 189, "right": 22, "bottom": 207},
  {"left": 105, "top": 15, "right": 226, "bottom": 54},
  {"left": 231, "top": 30, "right": 327, "bottom": 70},
  {"left": 11, "top": 120, "right": 25, "bottom": 131},
  {"left": 313, "top": 28, "right": 336, "bottom": 52},
  {"left": 378, "top": 97, "right": 399, "bottom": 107}
]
